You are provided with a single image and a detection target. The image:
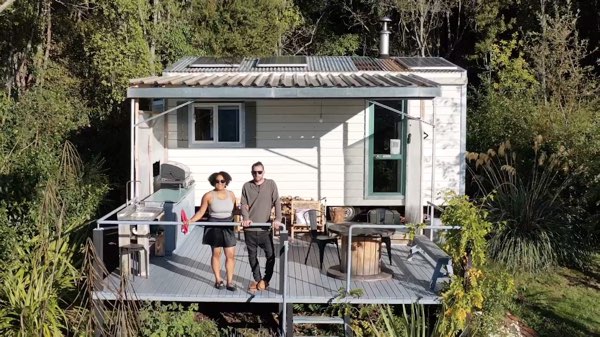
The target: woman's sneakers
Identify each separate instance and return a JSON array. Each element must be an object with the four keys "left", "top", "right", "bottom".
[{"left": 215, "top": 280, "right": 237, "bottom": 291}]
